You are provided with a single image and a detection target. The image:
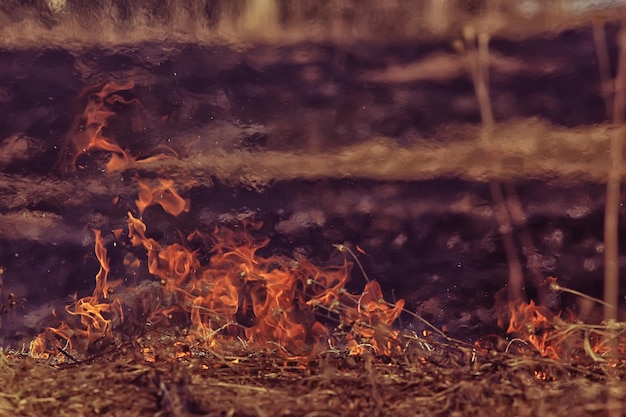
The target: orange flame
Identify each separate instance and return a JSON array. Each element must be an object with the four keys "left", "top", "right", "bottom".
[
  {"left": 136, "top": 178, "right": 190, "bottom": 217},
  {"left": 55, "top": 80, "right": 188, "bottom": 173},
  {"left": 341, "top": 281, "right": 405, "bottom": 355},
  {"left": 127, "top": 213, "right": 331, "bottom": 355},
  {"left": 92, "top": 229, "right": 122, "bottom": 300},
  {"left": 127, "top": 212, "right": 405, "bottom": 357},
  {"left": 505, "top": 299, "right": 559, "bottom": 359},
  {"left": 56, "top": 81, "right": 138, "bottom": 173},
  {"left": 500, "top": 279, "right": 625, "bottom": 363},
  {"left": 32, "top": 195, "right": 405, "bottom": 359},
  {"left": 31, "top": 230, "right": 123, "bottom": 356}
]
